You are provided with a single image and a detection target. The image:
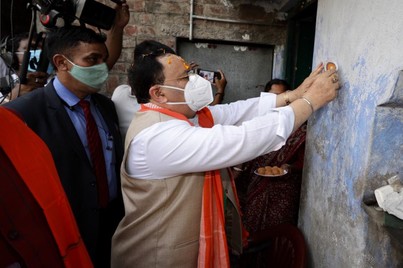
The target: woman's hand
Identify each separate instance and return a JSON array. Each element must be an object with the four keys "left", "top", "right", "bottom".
[{"left": 281, "top": 164, "right": 291, "bottom": 173}]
